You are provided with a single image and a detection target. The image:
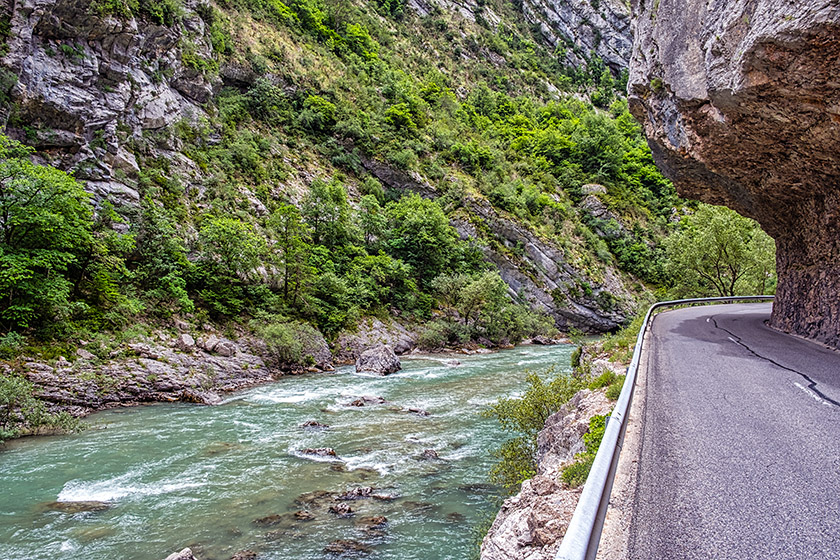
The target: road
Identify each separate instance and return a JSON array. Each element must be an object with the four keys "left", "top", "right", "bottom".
[{"left": 628, "top": 303, "right": 840, "bottom": 560}]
